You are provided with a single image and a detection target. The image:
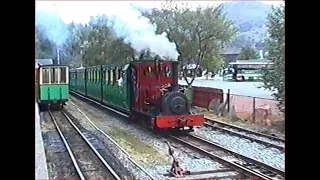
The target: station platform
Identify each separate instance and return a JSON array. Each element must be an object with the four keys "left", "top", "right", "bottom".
[{"left": 35, "top": 102, "right": 49, "bottom": 179}]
